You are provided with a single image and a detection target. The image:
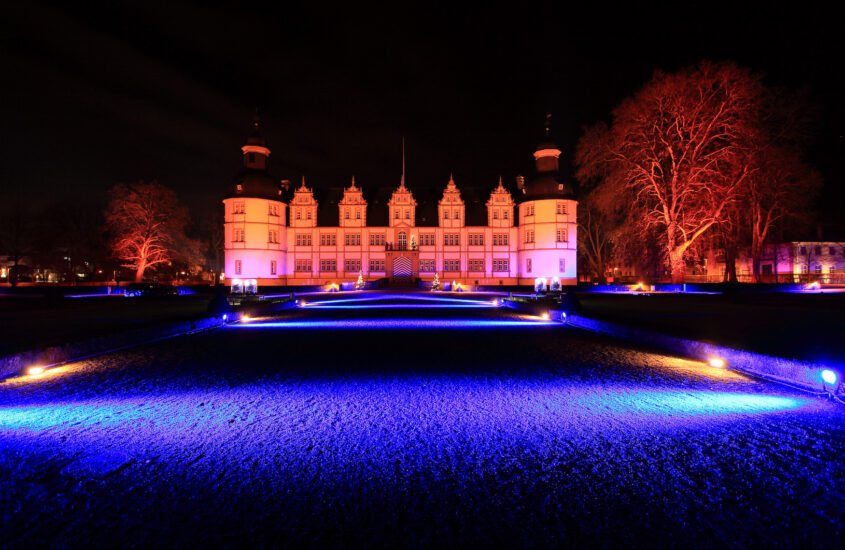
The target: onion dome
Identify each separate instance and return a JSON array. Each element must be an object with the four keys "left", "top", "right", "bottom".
[
  {"left": 523, "top": 113, "right": 574, "bottom": 200},
  {"left": 228, "top": 118, "right": 282, "bottom": 200}
]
